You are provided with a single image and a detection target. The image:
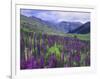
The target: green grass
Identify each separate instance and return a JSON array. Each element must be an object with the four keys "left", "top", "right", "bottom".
[{"left": 65, "top": 33, "right": 90, "bottom": 41}]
